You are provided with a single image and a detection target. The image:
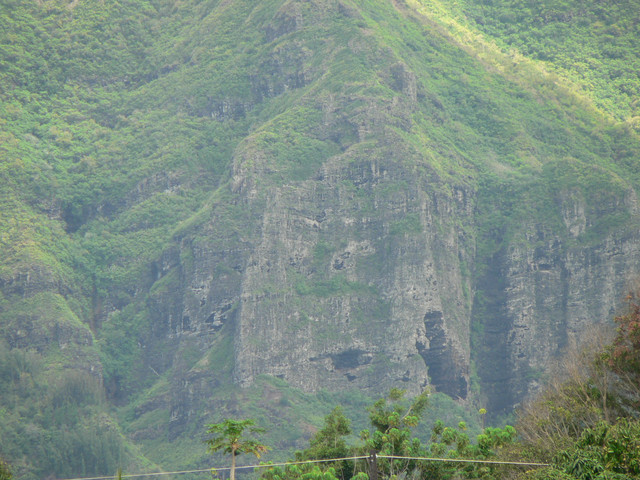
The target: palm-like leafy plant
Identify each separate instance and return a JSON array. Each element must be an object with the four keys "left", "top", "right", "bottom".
[{"left": 206, "top": 419, "right": 269, "bottom": 480}]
